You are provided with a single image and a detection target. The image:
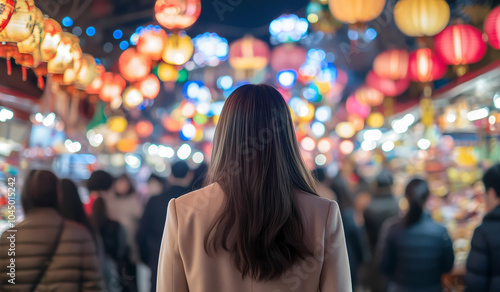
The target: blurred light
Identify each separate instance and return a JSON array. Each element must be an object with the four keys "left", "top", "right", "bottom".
[
  {"left": 72, "top": 26, "right": 82, "bottom": 36},
  {"left": 184, "top": 61, "right": 196, "bottom": 71},
  {"left": 363, "top": 129, "right": 382, "bottom": 141},
  {"left": 417, "top": 138, "right": 431, "bottom": 150},
  {"left": 181, "top": 123, "right": 196, "bottom": 140},
  {"left": 192, "top": 32, "right": 229, "bottom": 67},
  {"left": 269, "top": 14, "right": 308, "bottom": 43},
  {"left": 64, "top": 139, "right": 81, "bottom": 153},
  {"left": 155, "top": 161, "right": 166, "bottom": 172},
  {"left": 103, "top": 42, "right": 113, "bottom": 53},
  {"left": 489, "top": 115, "right": 496, "bottom": 125},
  {"left": 494, "top": 93, "right": 500, "bottom": 108},
  {"left": 325, "top": 52, "right": 336, "bottom": 63},
  {"left": 0, "top": 108, "right": 14, "bottom": 122},
  {"left": 125, "top": 154, "right": 141, "bottom": 168},
  {"left": 177, "top": 144, "right": 192, "bottom": 160},
  {"left": 95, "top": 58, "right": 101, "bottom": 65},
  {"left": 192, "top": 151, "right": 204, "bottom": 164},
  {"left": 158, "top": 145, "right": 175, "bottom": 158},
  {"left": 119, "top": 40, "right": 129, "bottom": 50},
  {"left": 301, "top": 137, "right": 316, "bottom": 151},
  {"left": 315, "top": 154, "right": 327, "bottom": 166},
  {"left": 113, "top": 29, "right": 123, "bottom": 39},
  {"left": 361, "top": 140, "right": 376, "bottom": 151},
  {"left": 130, "top": 33, "right": 139, "bottom": 45},
  {"left": 62, "top": 17, "right": 73, "bottom": 27},
  {"left": 312, "top": 122, "right": 326, "bottom": 137},
  {"left": 43, "top": 113, "right": 56, "bottom": 127},
  {"left": 277, "top": 70, "right": 297, "bottom": 88},
  {"left": 315, "top": 106, "right": 331, "bottom": 122},
  {"left": 307, "top": 14, "right": 319, "bottom": 23},
  {"left": 217, "top": 75, "right": 233, "bottom": 90},
  {"left": 86, "top": 26, "right": 96, "bottom": 37},
  {"left": 35, "top": 113, "right": 43, "bottom": 123},
  {"left": 339, "top": 140, "right": 354, "bottom": 155},
  {"left": 392, "top": 114, "right": 415, "bottom": 134},
  {"left": 446, "top": 113, "right": 456, "bottom": 123},
  {"left": 467, "top": 107, "right": 489, "bottom": 121},
  {"left": 382, "top": 141, "right": 395, "bottom": 152},
  {"left": 148, "top": 144, "right": 159, "bottom": 155},
  {"left": 87, "top": 130, "right": 104, "bottom": 147},
  {"left": 347, "top": 29, "right": 359, "bottom": 40},
  {"left": 318, "top": 138, "right": 332, "bottom": 153},
  {"left": 364, "top": 28, "right": 377, "bottom": 41},
  {"left": 336, "top": 122, "right": 355, "bottom": 139}
]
